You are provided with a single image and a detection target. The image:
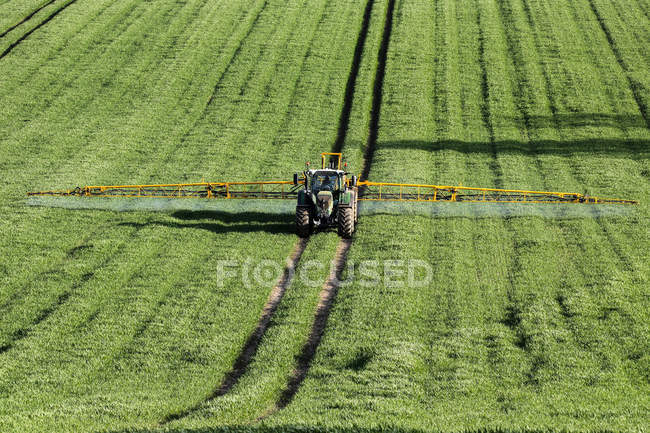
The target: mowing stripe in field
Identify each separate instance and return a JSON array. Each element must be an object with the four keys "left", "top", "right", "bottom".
[
  {"left": 189, "top": 0, "right": 315, "bottom": 179},
  {"left": 158, "top": 0, "right": 311, "bottom": 183},
  {"left": 489, "top": 0, "right": 645, "bottom": 421},
  {"left": 204, "top": 0, "right": 269, "bottom": 111}
]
